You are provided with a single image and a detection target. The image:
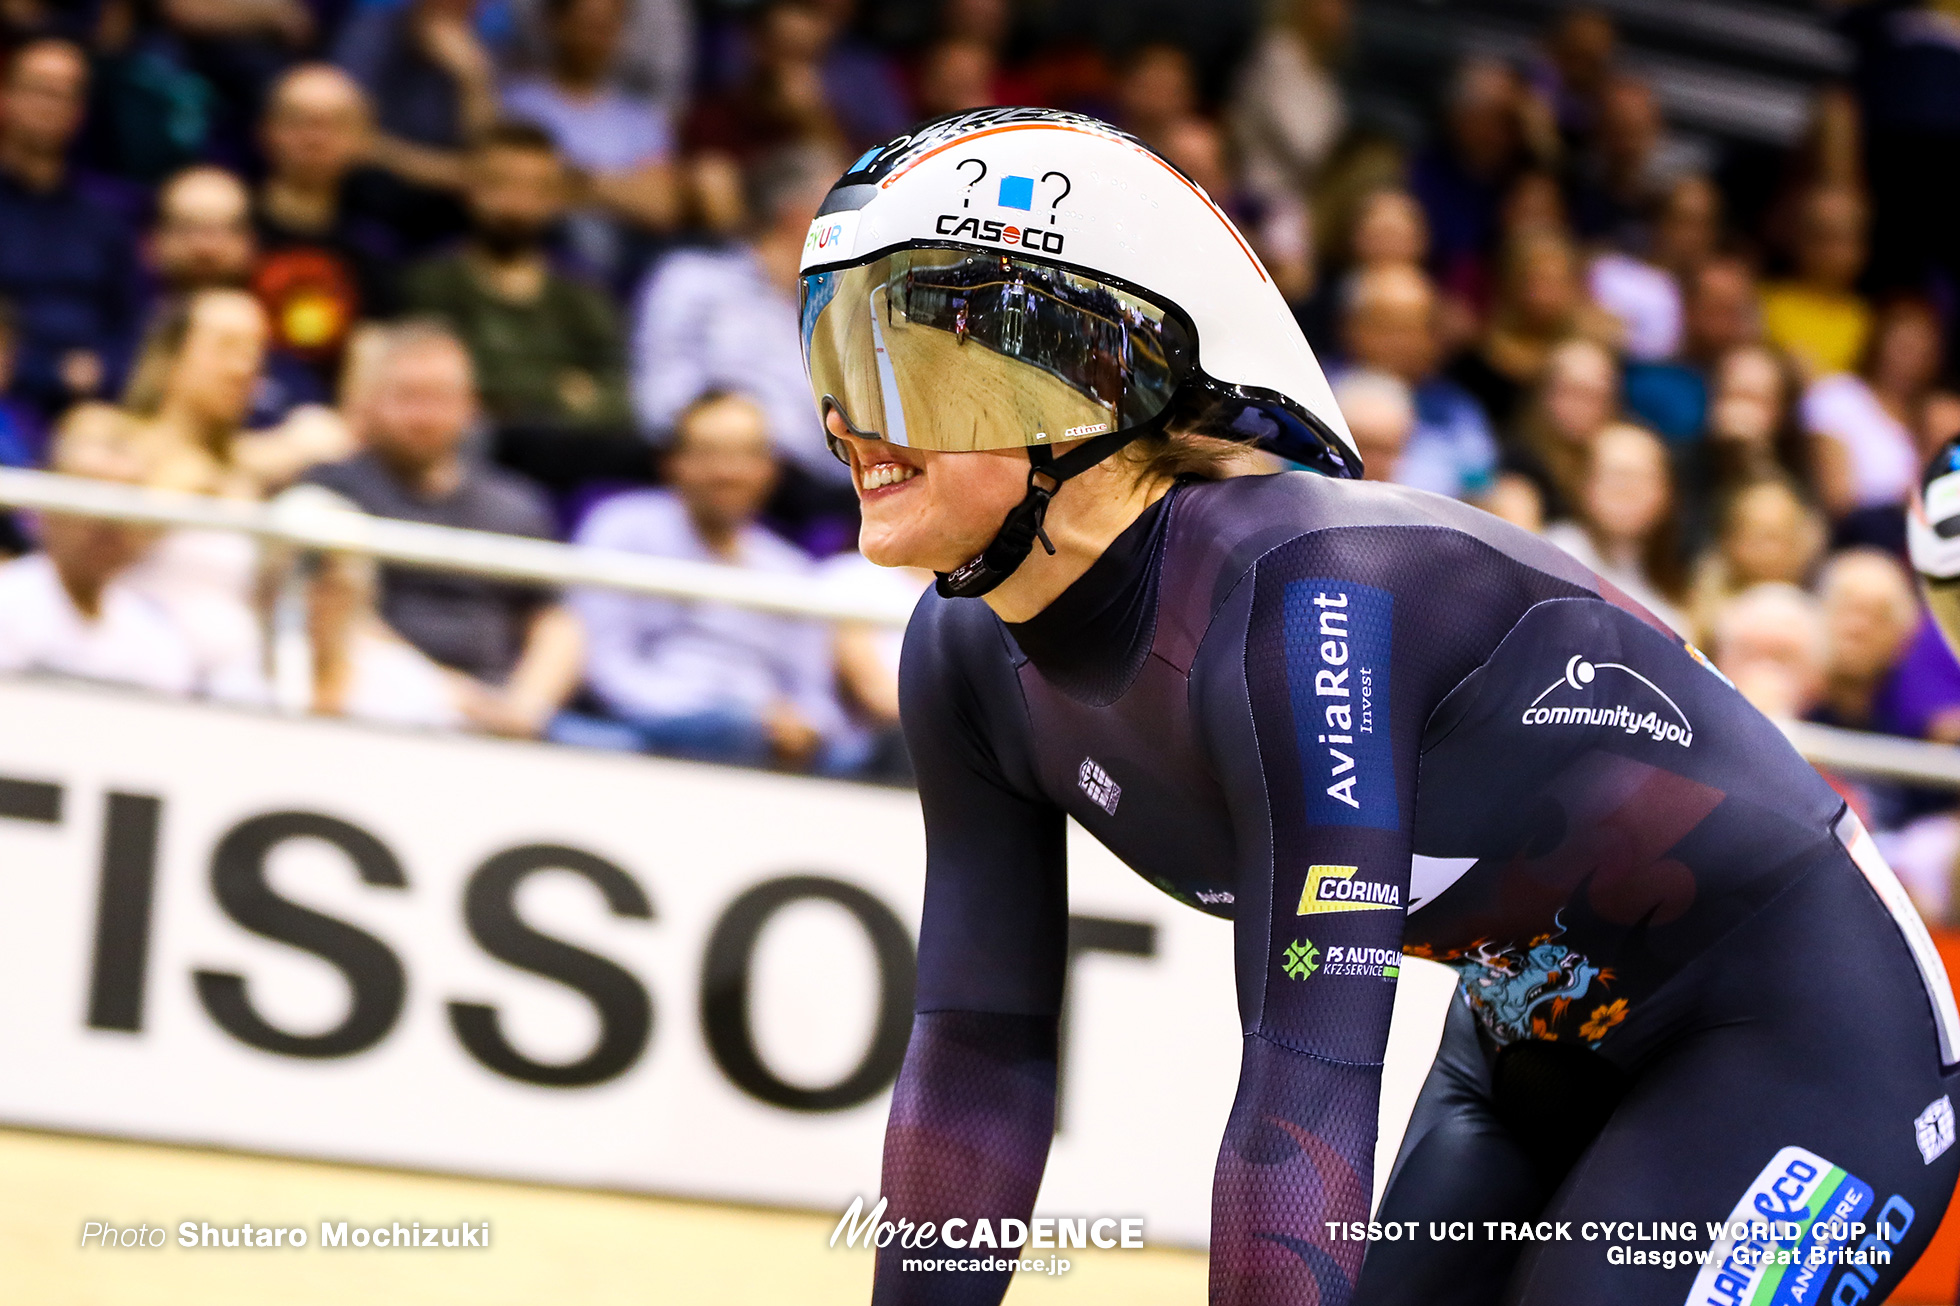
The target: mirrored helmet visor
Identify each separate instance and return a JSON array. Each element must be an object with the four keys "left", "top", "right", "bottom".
[
  {"left": 1922, "top": 575, "right": 1960, "bottom": 662},
  {"left": 801, "top": 247, "right": 1193, "bottom": 458}
]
